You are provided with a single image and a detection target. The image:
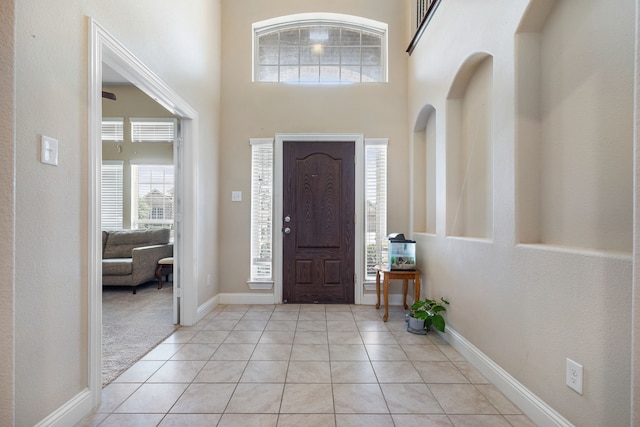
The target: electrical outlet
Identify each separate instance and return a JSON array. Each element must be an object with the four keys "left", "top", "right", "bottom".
[{"left": 566, "top": 358, "right": 583, "bottom": 395}]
